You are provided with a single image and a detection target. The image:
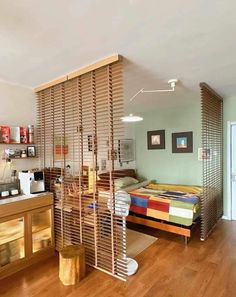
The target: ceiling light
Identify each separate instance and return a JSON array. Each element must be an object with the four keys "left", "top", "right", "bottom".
[
  {"left": 121, "top": 79, "right": 178, "bottom": 123},
  {"left": 120, "top": 114, "right": 143, "bottom": 123}
]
